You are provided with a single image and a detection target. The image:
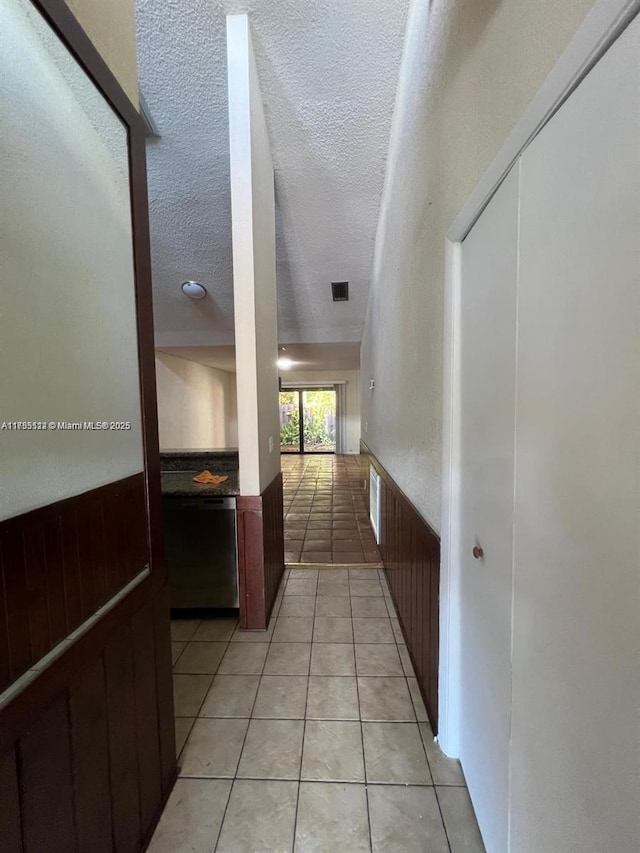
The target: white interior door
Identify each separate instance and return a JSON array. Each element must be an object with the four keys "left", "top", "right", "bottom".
[
  {"left": 510, "top": 16, "right": 640, "bottom": 852},
  {"left": 458, "top": 165, "right": 520, "bottom": 853}
]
